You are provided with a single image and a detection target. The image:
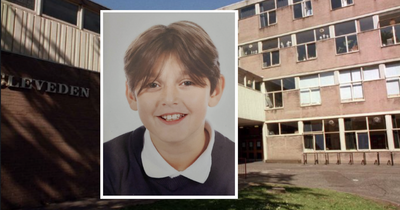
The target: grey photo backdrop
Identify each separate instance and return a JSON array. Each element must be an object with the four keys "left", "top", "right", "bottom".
[{"left": 102, "top": 11, "right": 236, "bottom": 142}]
